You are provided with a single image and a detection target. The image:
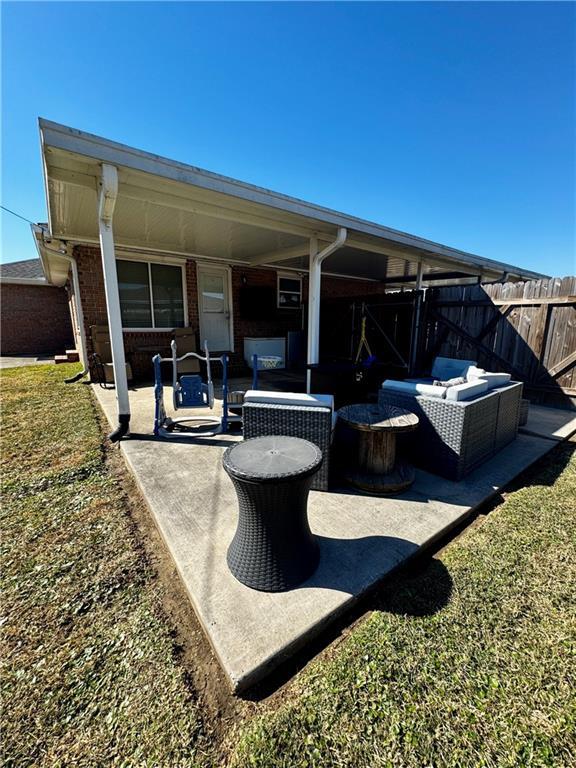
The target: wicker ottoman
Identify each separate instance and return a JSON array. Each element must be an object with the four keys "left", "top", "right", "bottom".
[
  {"left": 223, "top": 436, "right": 323, "bottom": 592},
  {"left": 519, "top": 398, "right": 530, "bottom": 427},
  {"left": 242, "top": 401, "right": 333, "bottom": 491}
]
